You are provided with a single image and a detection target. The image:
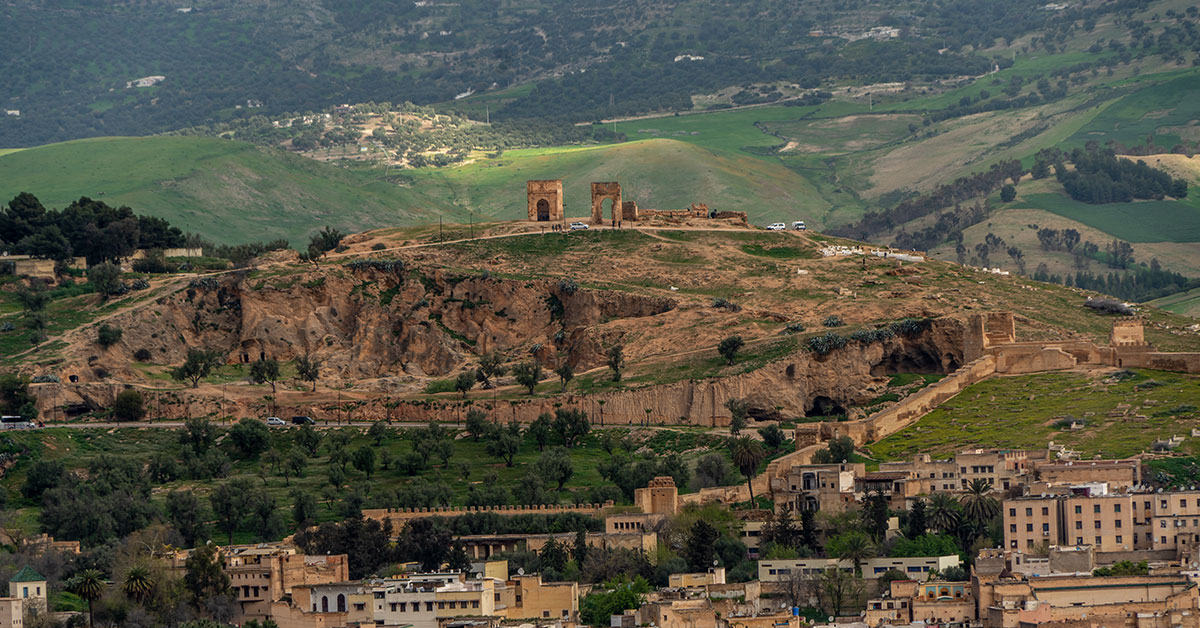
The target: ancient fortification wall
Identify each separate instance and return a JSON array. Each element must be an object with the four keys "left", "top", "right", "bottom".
[{"left": 362, "top": 502, "right": 613, "bottom": 527}]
